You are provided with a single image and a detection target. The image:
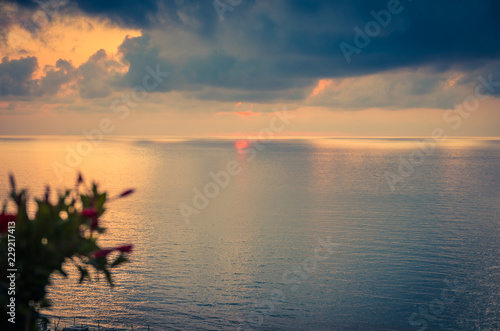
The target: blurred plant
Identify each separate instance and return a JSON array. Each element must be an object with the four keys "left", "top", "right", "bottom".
[{"left": 0, "top": 174, "right": 134, "bottom": 331}]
